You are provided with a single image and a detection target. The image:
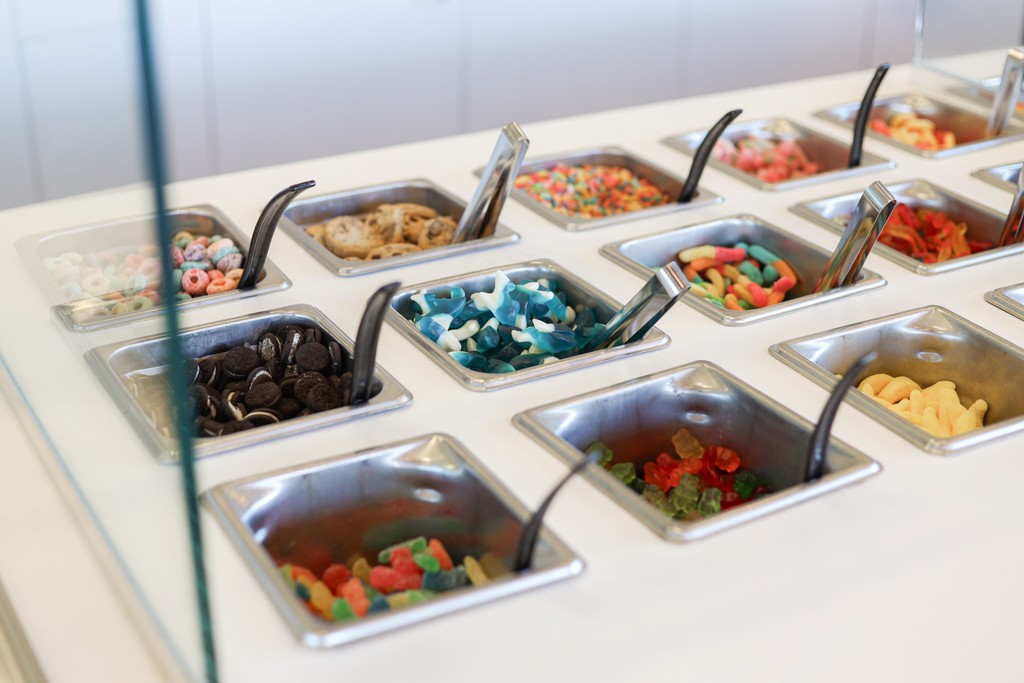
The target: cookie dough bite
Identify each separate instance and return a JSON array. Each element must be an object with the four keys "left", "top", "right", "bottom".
[{"left": 323, "top": 215, "right": 384, "bottom": 259}]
